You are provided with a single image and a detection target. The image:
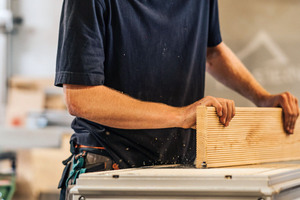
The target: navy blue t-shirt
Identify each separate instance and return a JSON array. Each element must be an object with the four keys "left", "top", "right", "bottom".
[{"left": 55, "top": 0, "right": 222, "bottom": 168}]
